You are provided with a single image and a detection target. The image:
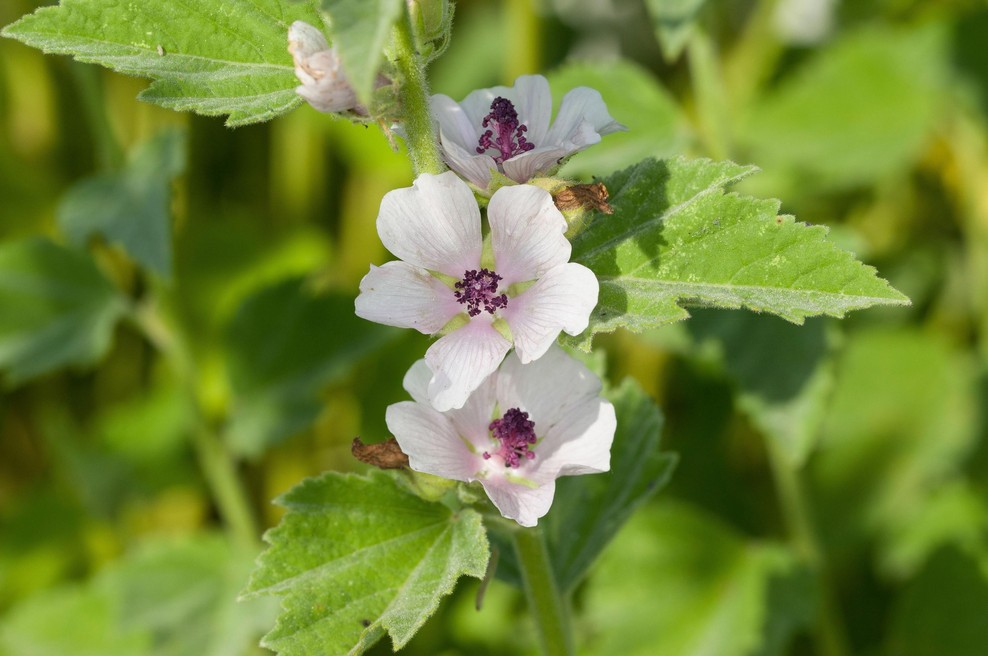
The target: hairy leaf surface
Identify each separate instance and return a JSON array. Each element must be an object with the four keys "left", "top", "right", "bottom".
[
  {"left": 243, "top": 471, "right": 489, "bottom": 655},
  {"left": 2, "top": 0, "right": 324, "bottom": 126}
]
